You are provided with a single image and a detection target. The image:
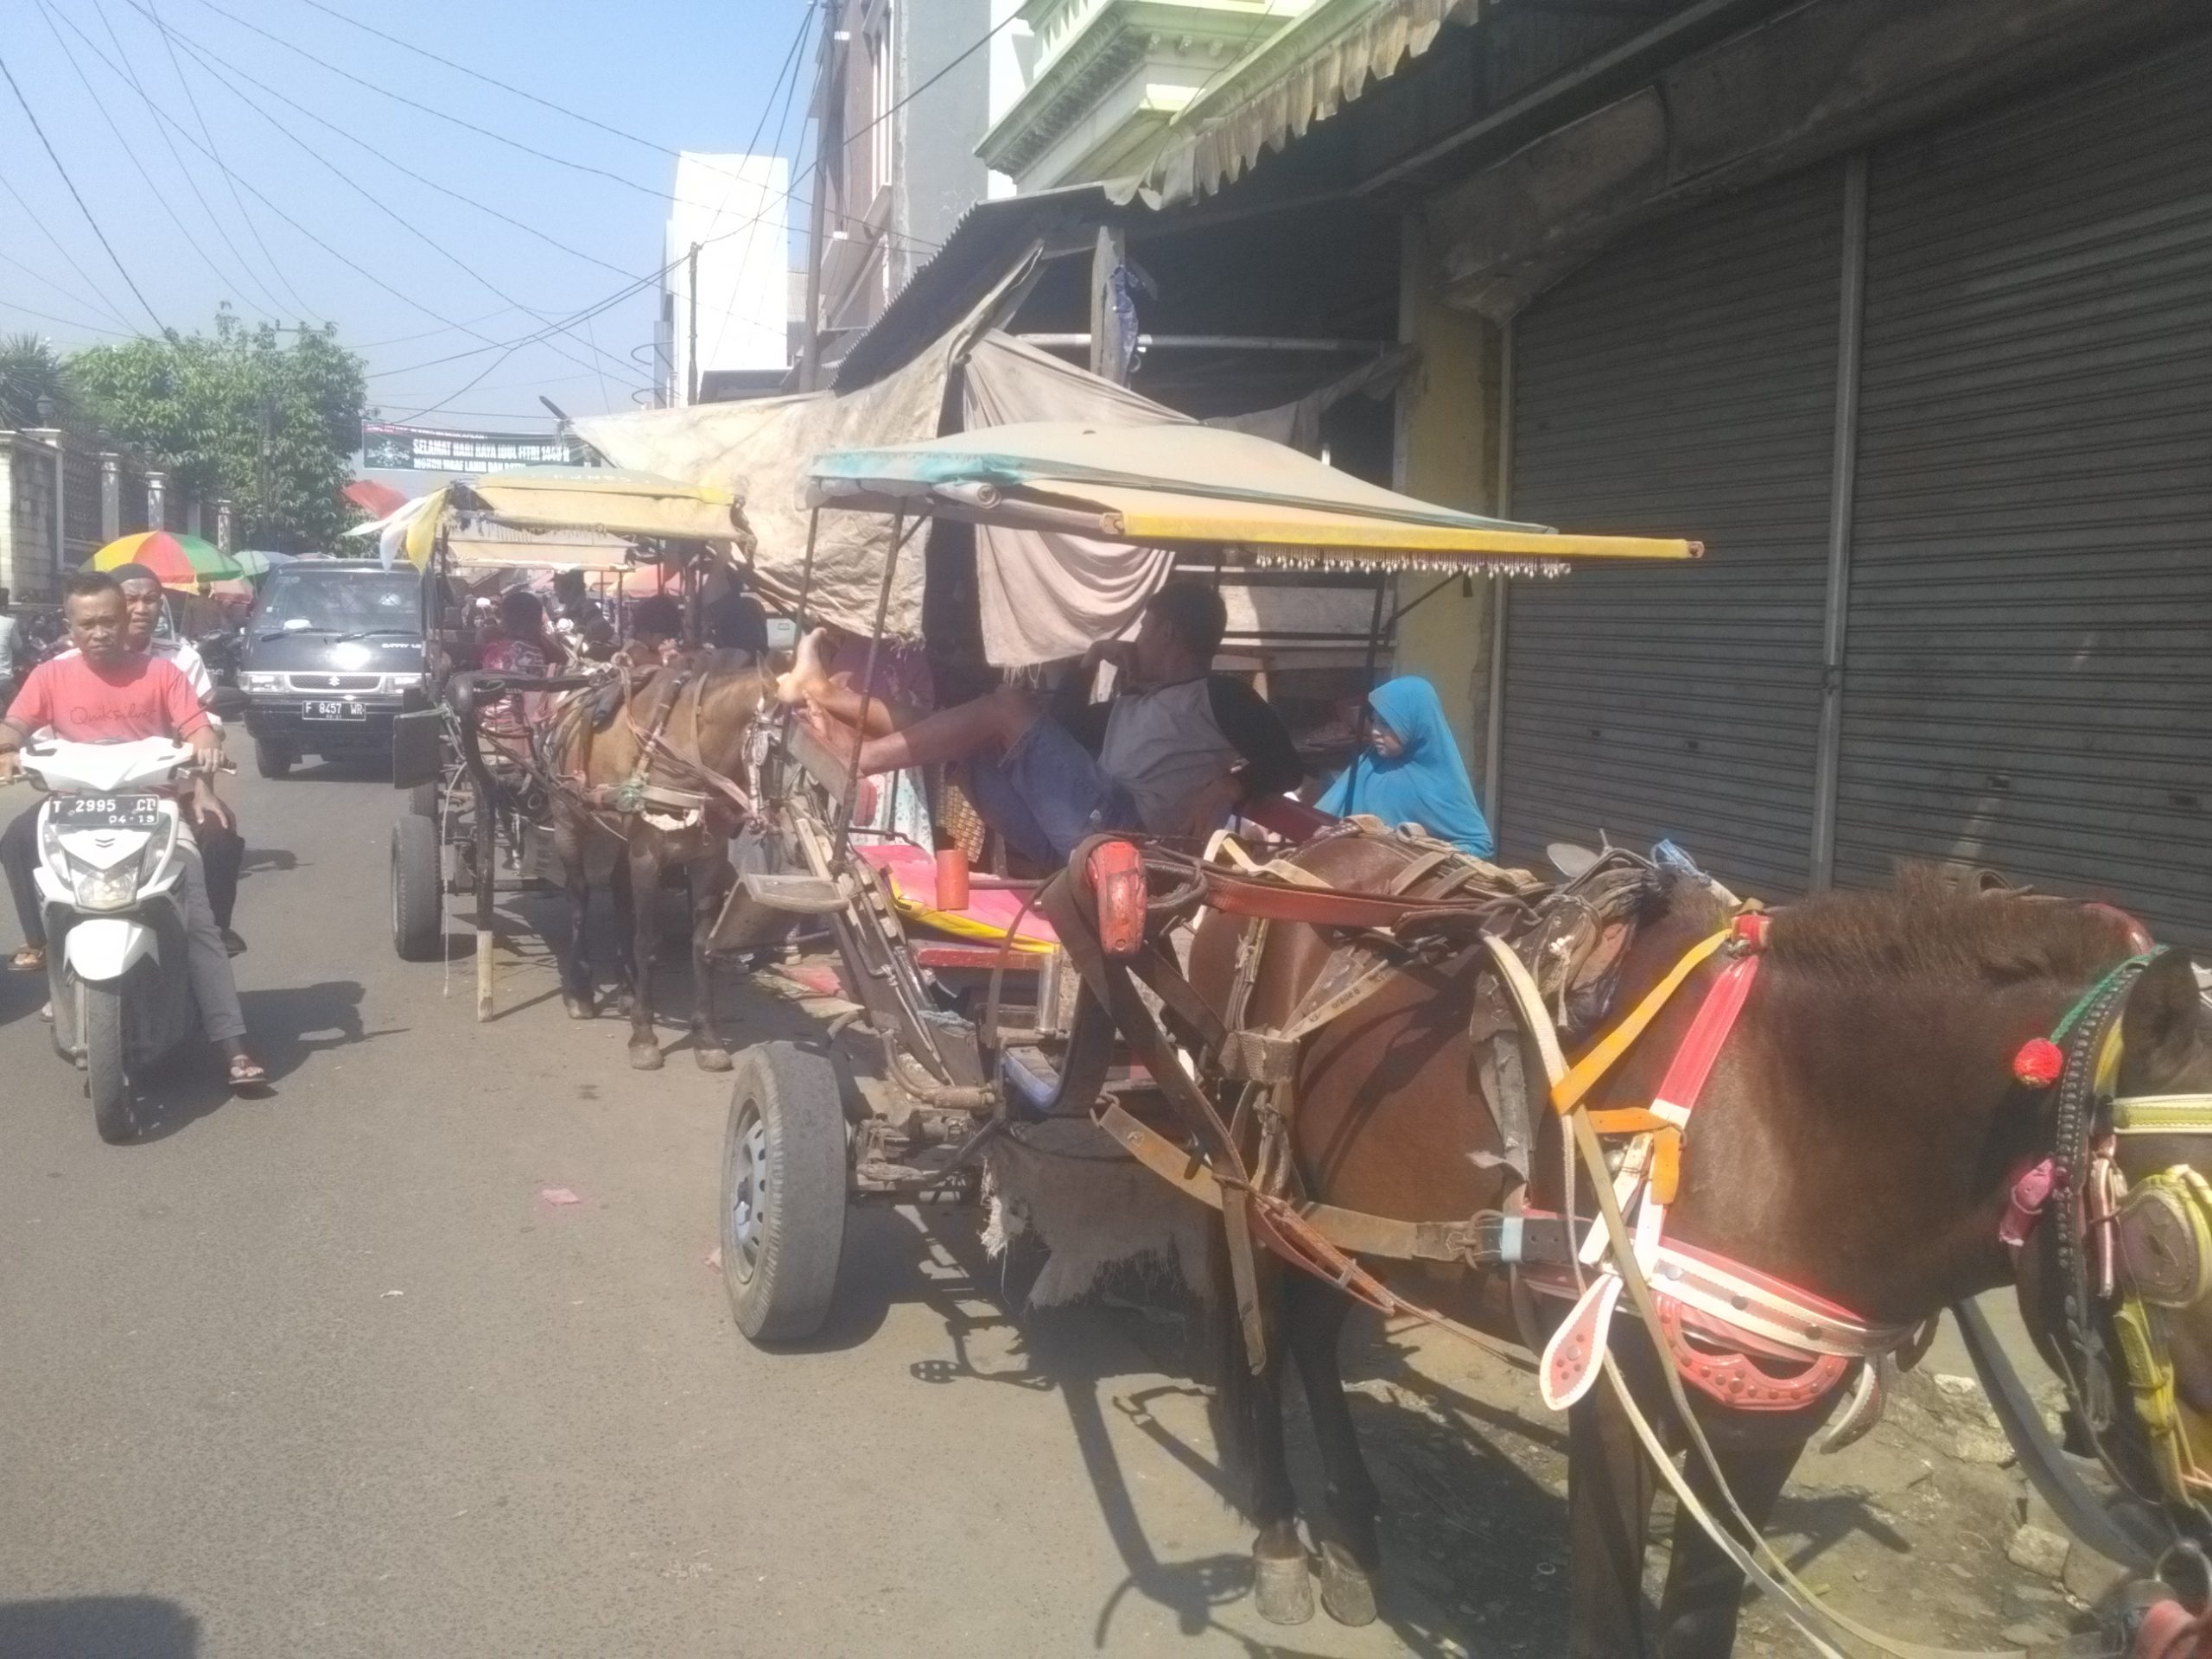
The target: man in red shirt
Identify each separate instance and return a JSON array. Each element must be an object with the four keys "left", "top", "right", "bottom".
[{"left": 0, "top": 572, "right": 263, "bottom": 1087}]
